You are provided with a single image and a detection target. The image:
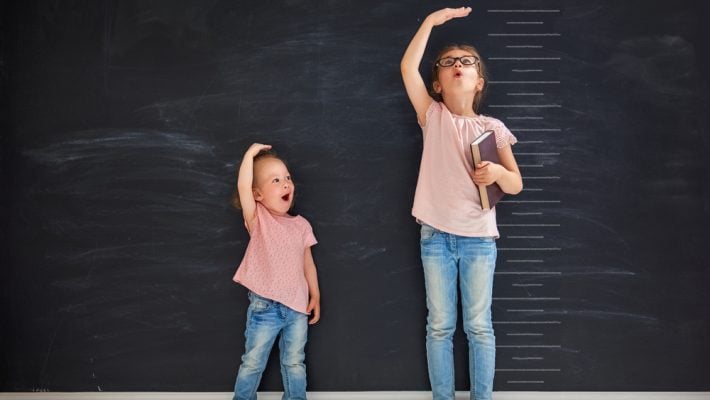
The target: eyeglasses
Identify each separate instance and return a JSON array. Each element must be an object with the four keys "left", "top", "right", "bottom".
[{"left": 435, "top": 55, "right": 480, "bottom": 67}]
